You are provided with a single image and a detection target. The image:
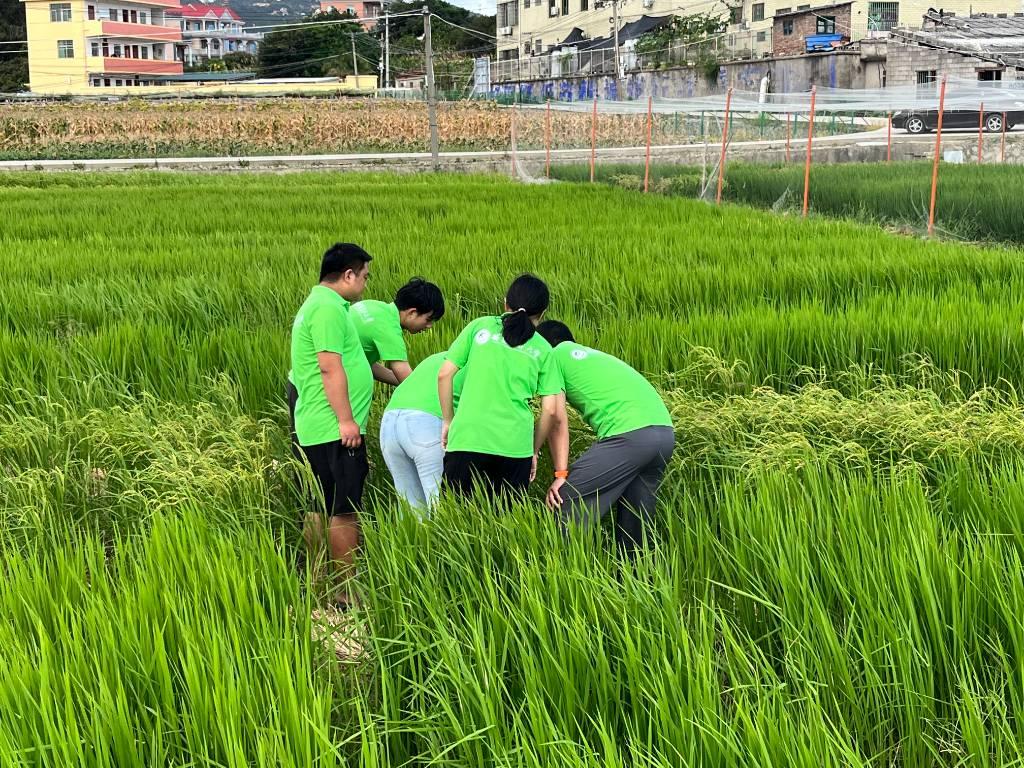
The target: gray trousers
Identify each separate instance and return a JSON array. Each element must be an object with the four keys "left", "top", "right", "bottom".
[{"left": 557, "top": 426, "right": 676, "bottom": 556}]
